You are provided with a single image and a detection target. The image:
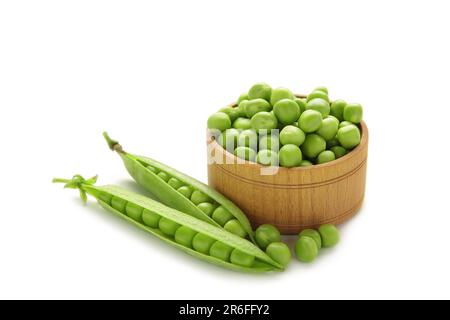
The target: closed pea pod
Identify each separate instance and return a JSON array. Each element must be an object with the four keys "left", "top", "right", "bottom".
[
  {"left": 53, "top": 175, "right": 283, "bottom": 273},
  {"left": 103, "top": 133, "right": 256, "bottom": 244}
]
